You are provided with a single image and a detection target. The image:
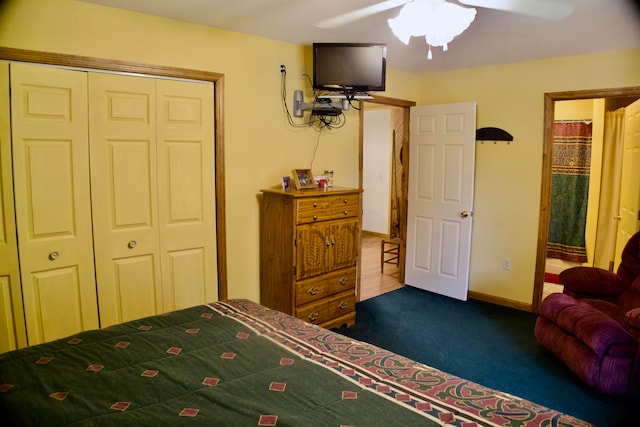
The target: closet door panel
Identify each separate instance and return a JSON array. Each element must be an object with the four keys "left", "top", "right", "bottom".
[
  {"left": 89, "top": 73, "right": 162, "bottom": 327},
  {"left": 10, "top": 63, "right": 98, "bottom": 345},
  {"left": 0, "top": 61, "right": 25, "bottom": 351},
  {"left": 156, "top": 79, "right": 217, "bottom": 309}
]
